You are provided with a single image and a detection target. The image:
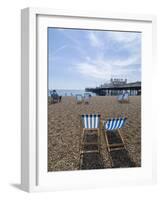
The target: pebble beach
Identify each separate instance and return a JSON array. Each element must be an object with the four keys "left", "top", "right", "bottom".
[{"left": 48, "top": 96, "right": 141, "bottom": 171}]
